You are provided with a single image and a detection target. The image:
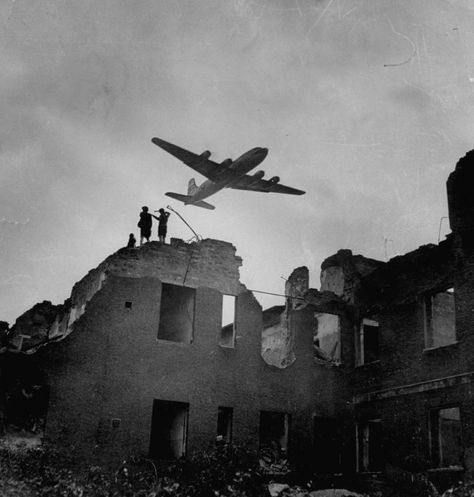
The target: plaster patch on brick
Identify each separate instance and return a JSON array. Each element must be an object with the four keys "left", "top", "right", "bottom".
[
  {"left": 321, "top": 250, "right": 382, "bottom": 304},
  {"left": 261, "top": 267, "right": 309, "bottom": 369},
  {"left": 261, "top": 310, "right": 295, "bottom": 368},
  {"left": 320, "top": 266, "right": 345, "bottom": 296}
]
